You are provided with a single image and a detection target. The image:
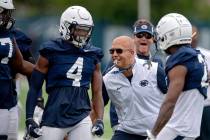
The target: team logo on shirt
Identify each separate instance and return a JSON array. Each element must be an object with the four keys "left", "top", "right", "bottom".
[{"left": 139, "top": 80, "right": 148, "bottom": 87}]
